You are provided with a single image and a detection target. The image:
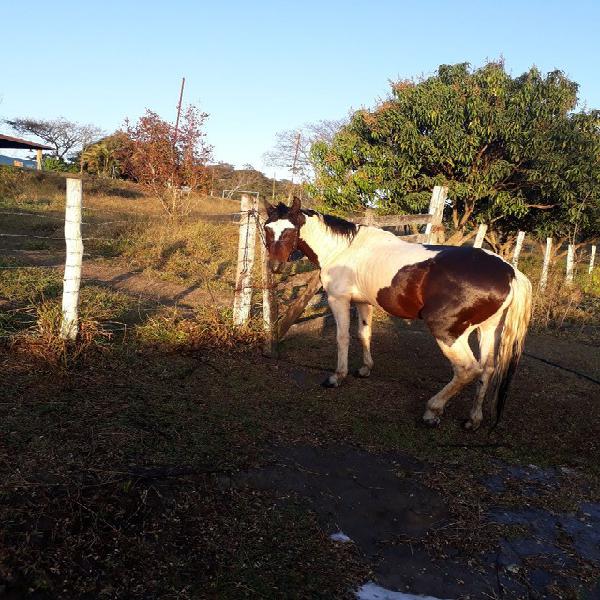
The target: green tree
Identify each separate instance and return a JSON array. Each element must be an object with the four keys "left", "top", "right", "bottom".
[
  {"left": 80, "top": 132, "right": 130, "bottom": 178},
  {"left": 310, "top": 62, "right": 600, "bottom": 248}
]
